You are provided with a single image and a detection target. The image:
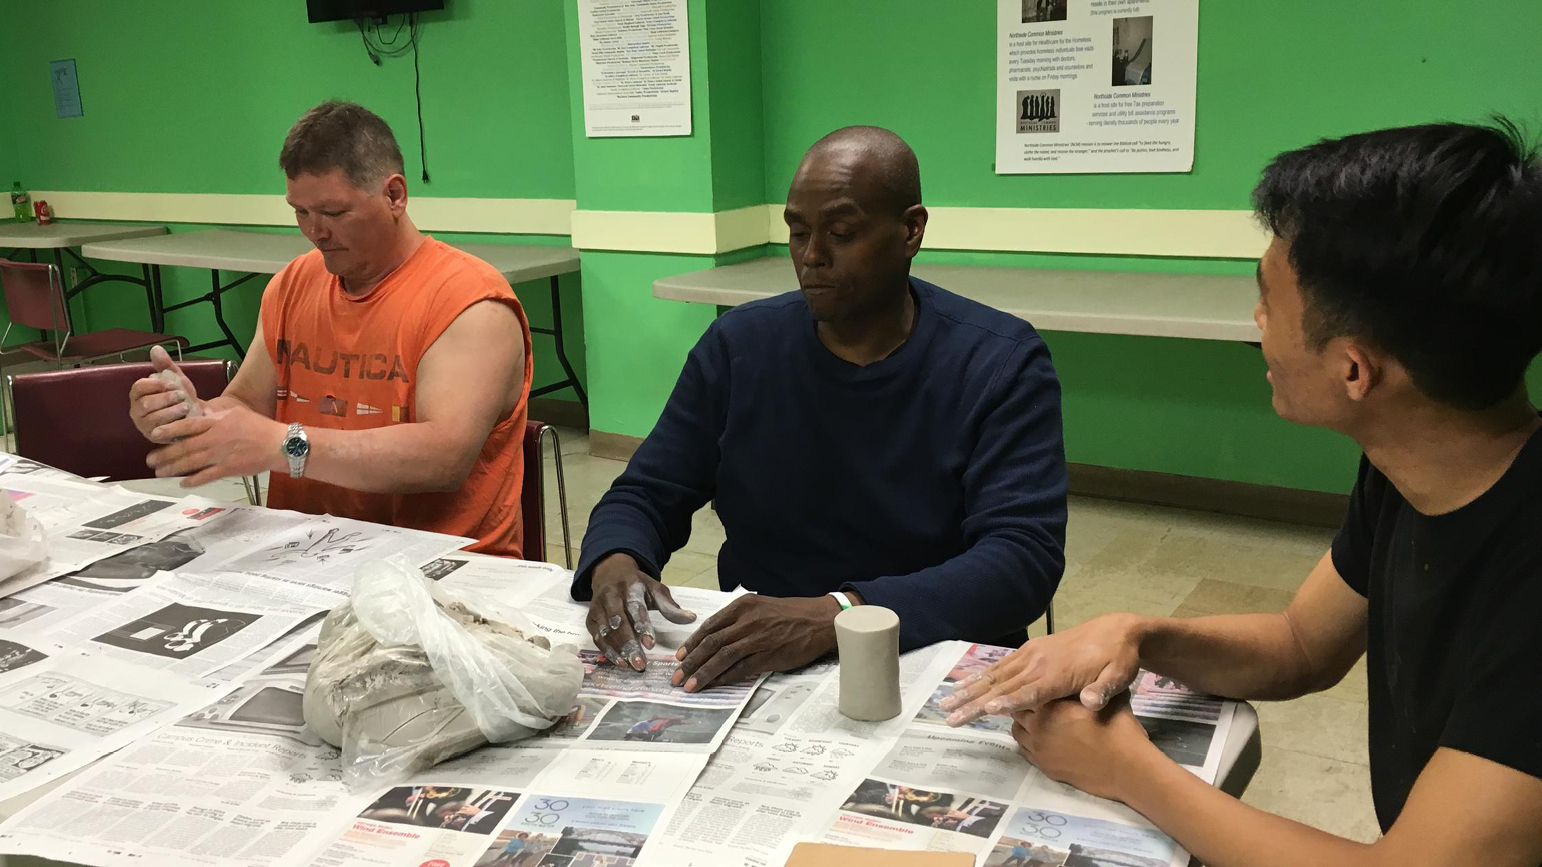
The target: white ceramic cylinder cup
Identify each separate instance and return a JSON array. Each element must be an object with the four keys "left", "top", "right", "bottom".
[{"left": 835, "top": 605, "right": 902, "bottom": 721}]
